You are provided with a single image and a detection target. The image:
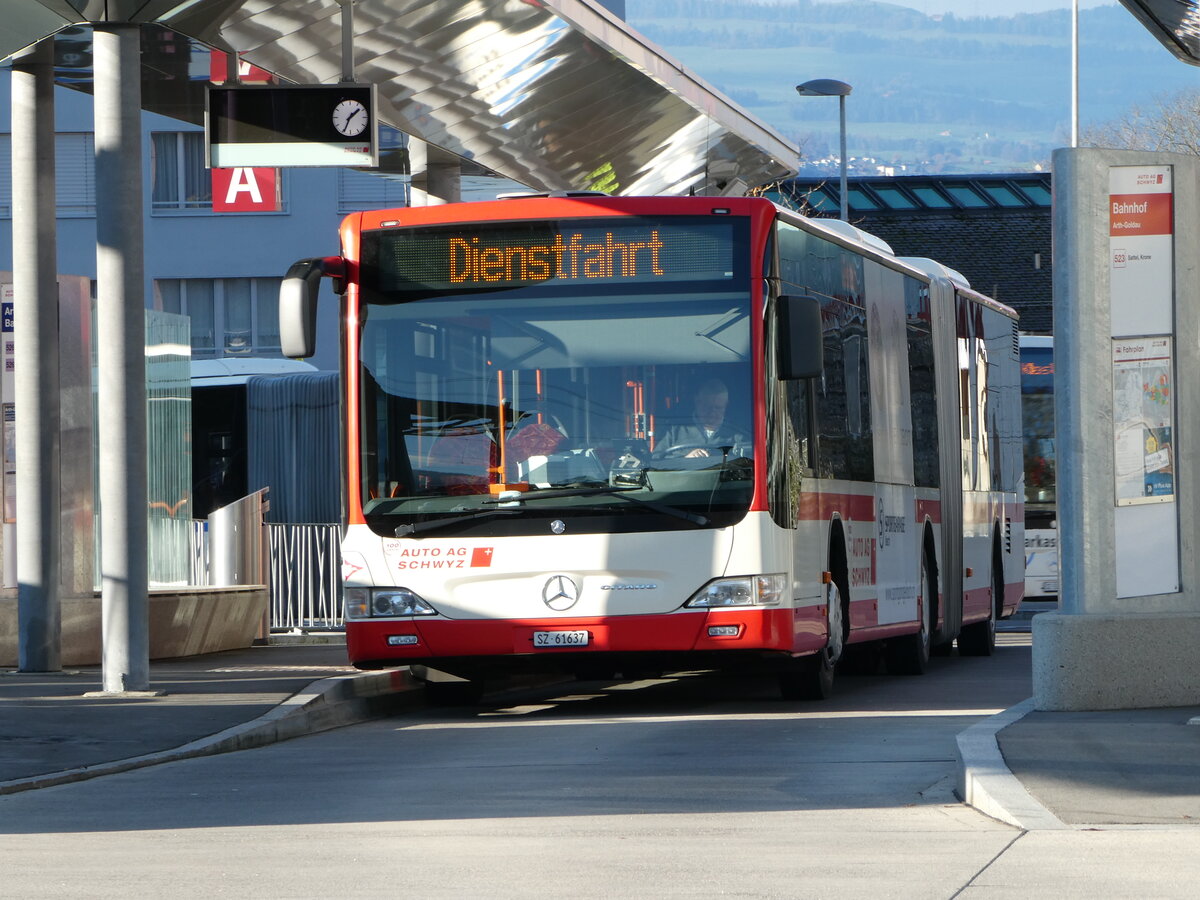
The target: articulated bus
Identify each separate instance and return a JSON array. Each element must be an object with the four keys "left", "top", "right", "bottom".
[
  {"left": 281, "top": 193, "right": 1023, "bottom": 701},
  {"left": 1019, "top": 335, "right": 1058, "bottom": 599}
]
